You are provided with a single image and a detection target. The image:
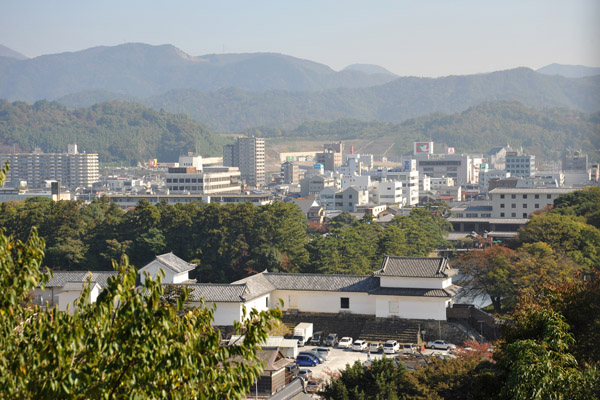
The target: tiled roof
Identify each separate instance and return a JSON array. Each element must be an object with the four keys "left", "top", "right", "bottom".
[
  {"left": 155, "top": 252, "right": 196, "bottom": 273},
  {"left": 489, "top": 188, "right": 575, "bottom": 194},
  {"left": 187, "top": 284, "right": 247, "bottom": 302},
  {"left": 232, "top": 272, "right": 275, "bottom": 300},
  {"left": 369, "top": 285, "right": 461, "bottom": 298},
  {"left": 44, "top": 271, "right": 118, "bottom": 288},
  {"left": 264, "top": 273, "right": 379, "bottom": 292},
  {"left": 376, "top": 257, "right": 457, "bottom": 278}
]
